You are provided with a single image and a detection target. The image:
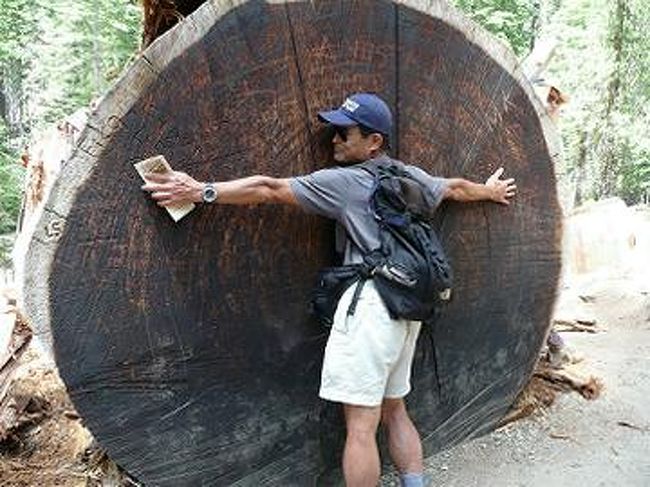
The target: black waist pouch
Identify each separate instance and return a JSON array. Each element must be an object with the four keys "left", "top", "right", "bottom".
[{"left": 309, "top": 265, "right": 361, "bottom": 327}]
